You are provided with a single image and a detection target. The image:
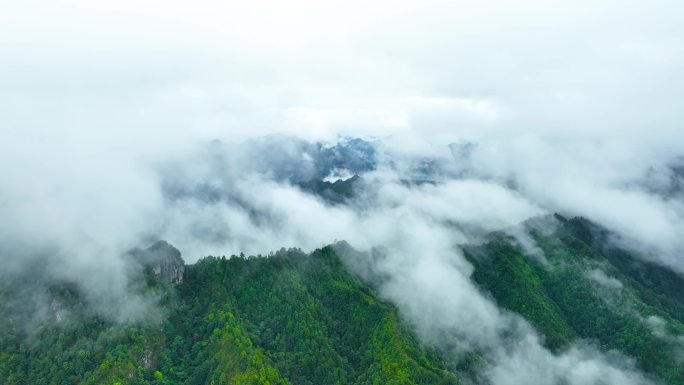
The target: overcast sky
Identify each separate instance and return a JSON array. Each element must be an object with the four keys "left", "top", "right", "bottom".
[
  {"left": 2, "top": 0, "right": 683, "bottom": 262},
  {"left": 2, "top": 0, "right": 682, "bottom": 144},
  {"left": 1, "top": 3, "right": 682, "bottom": 383}
]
